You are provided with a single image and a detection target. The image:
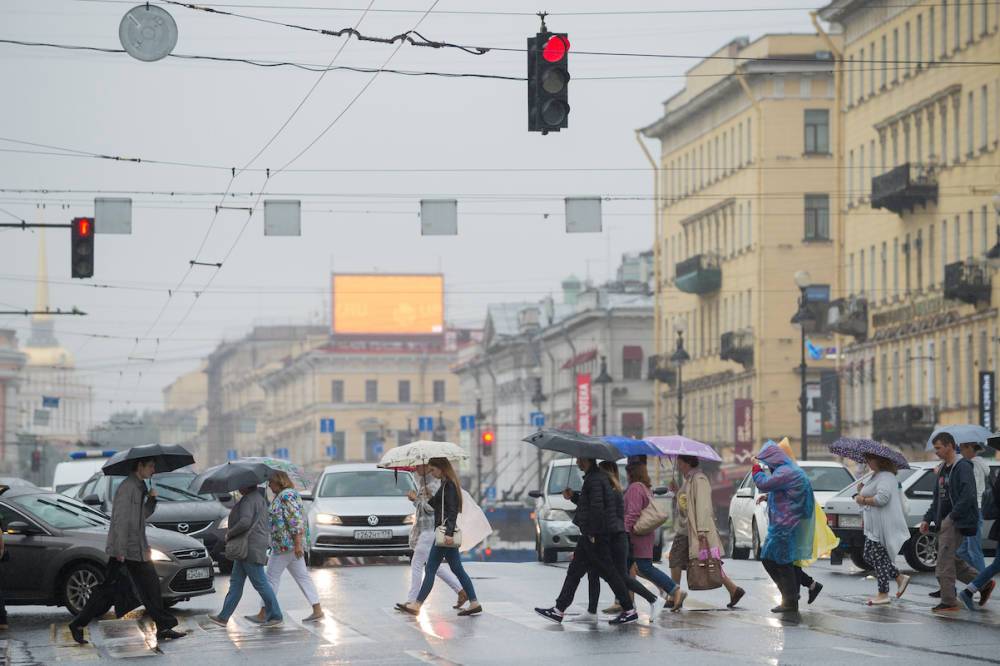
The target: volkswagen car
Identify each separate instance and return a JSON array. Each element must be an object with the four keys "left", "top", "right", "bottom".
[
  {"left": 0, "top": 486, "right": 214, "bottom": 616},
  {"left": 305, "top": 463, "right": 416, "bottom": 566}
]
